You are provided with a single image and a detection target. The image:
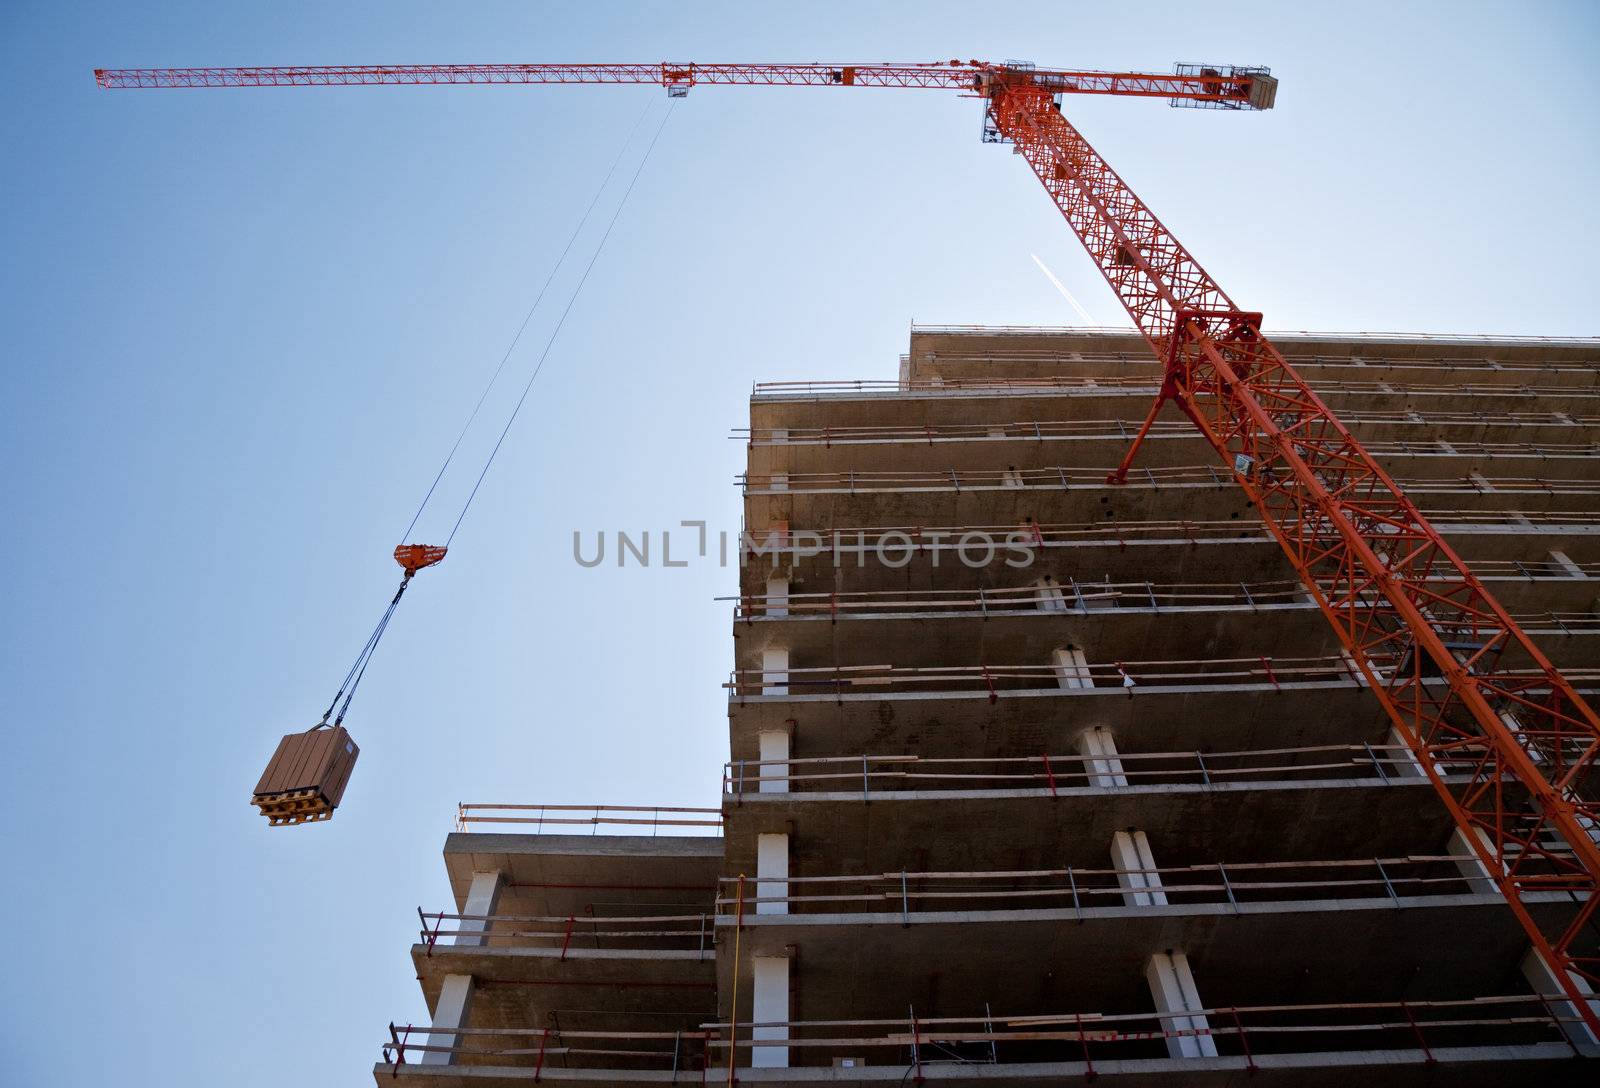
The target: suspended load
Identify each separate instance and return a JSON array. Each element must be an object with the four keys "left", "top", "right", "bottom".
[
  {"left": 252, "top": 723, "right": 360, "bottom": 826},
  {"left": 251, "top": 543, "right": 447, "bottom": 826}
]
